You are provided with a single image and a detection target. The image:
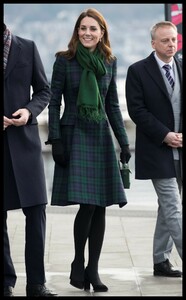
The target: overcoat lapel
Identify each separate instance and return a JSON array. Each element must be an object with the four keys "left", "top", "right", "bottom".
[{"left": 144, "top": 53, "right": 169, "bottom": 98}]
